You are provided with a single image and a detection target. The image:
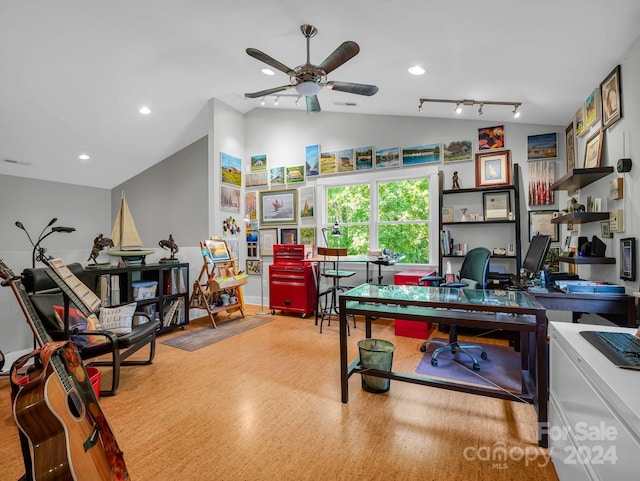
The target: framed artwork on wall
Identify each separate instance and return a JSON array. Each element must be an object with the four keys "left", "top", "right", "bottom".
[
  {"left": 601, "top": 65, "right": 622, "bottom": 130},
  {"left": 478, "top": 125, "right": 505, "bottom": 150},
  {"left": 280, "top": 228, "right": 298, "bottom": 245},
  {"left": 355, "top": 146, "right": 374, "bottom": 171},
  {"left": 528, "top": 210, "right": 559, "bottom": 242},
  {"left": 584, "top": 88, "right": 601, "bottom": 129},
  {"left": 583, "top": 129, "right": 604, "bottom": 169},
  {"left": 483, "top": 191, "right": 511, "bottom": 220},
  {"left": 220, "top": 152, "right": 242, "bottom": 186},
  {"left": 259, "top": 189, "right": 297, "bottom": 225},
  {"left": 527, "top": 133, "right": 557, "bottom": 161},
  {"left": 299, "top": 186, "right": 315, "bottom": 218},
  {"left": 475, "top": 150, "right": 511, "bottom": 187},
  {"left": 565, "top": 121, "right": 576, "bottom": 171},
  {"left": 575, "top": 105, "right": 586, "bottom": 137},
  {"left": 246, "top": 260, "right": 263, "bottom": 275},
  {"left": 259, "top": 228, "right": 277, "bottom": 256}
]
